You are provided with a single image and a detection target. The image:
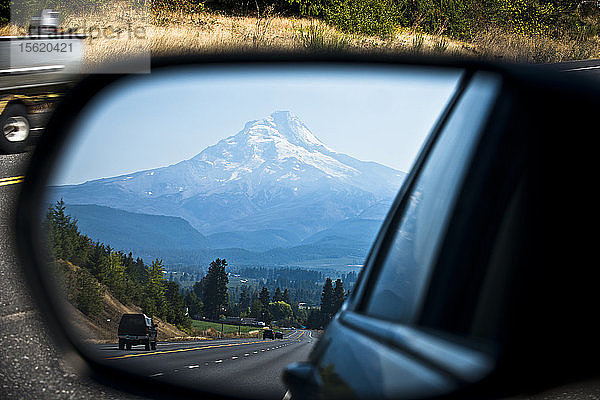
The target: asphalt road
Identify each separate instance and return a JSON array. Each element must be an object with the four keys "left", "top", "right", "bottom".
[
  {"left": 0, "top": 152, "right": 141, "bottom": 399},
  {"left": 91, "top": 330, "right": 315, "bottom": 399}
]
